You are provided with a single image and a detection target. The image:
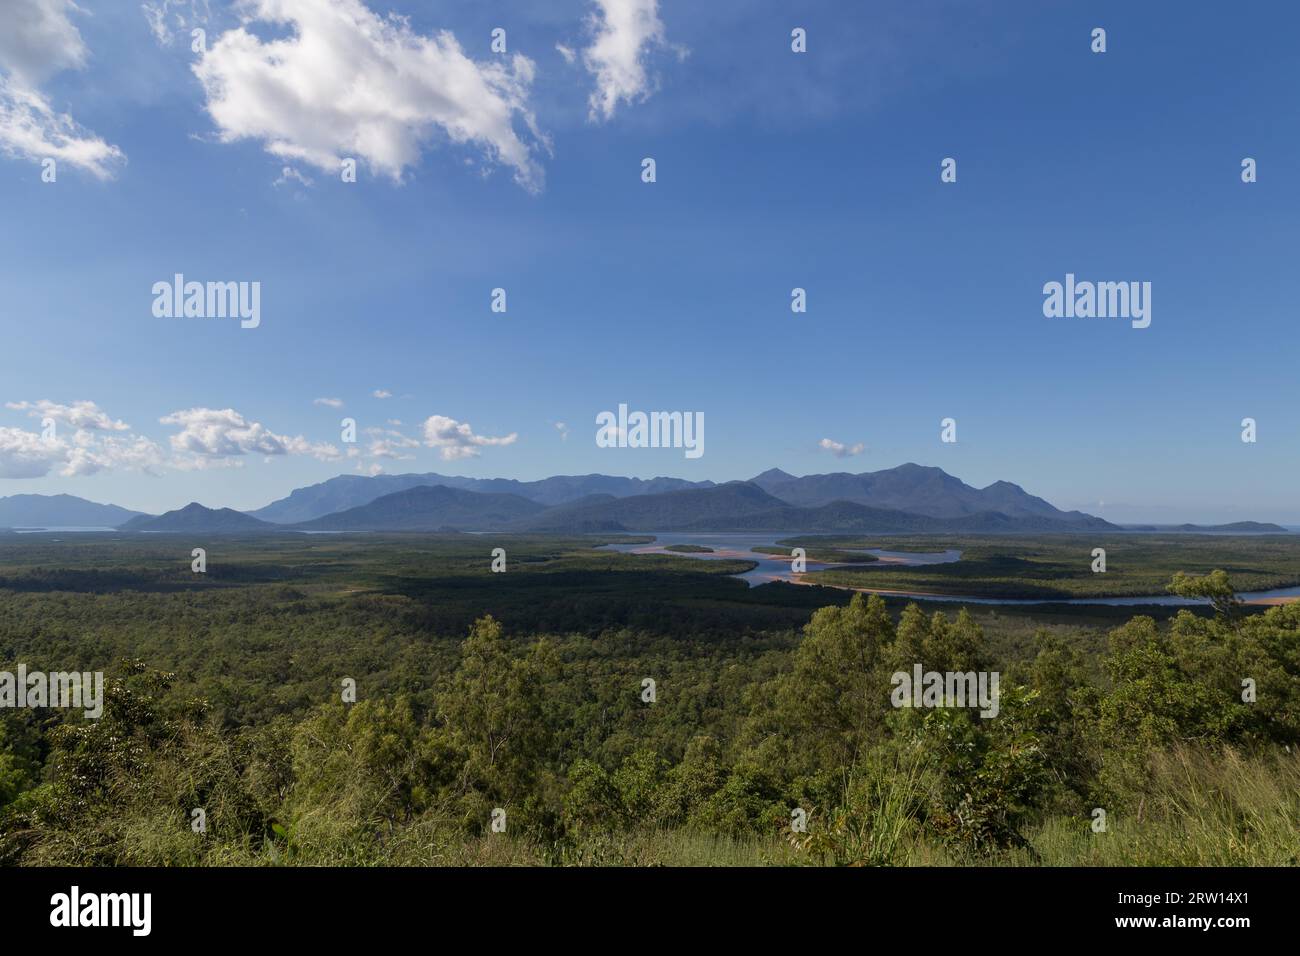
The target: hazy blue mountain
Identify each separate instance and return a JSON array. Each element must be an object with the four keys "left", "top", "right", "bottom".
[
  {"left": 0, "top": 494, "right": 143, "bottom": 528},
  {"left": 515, "top": 482, "right": 783, "bottom": 532},
  {"left": 292, "top": 485, "right": 545, "bottom": 531},
  {"left": 249, "top": 472, "right": 715, "bottom": 522},
  {"left": 753, "top": 463, "right": 1099, "bottom": 524},
  {"left": 1120, "top": 521, "right": 1290, "bottom": 533},
  {"left": 120, "top": 503, "right": 274, "bottom": 533},
  {"left": 1175, "top": 521, "right": 1287, "bottom": 533},
  {"left": 242, "top": 464, "right": 1127, "bottom": 531},
  {"left": 515, "top": 482, "right": 1121, "bottom": 533}
]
